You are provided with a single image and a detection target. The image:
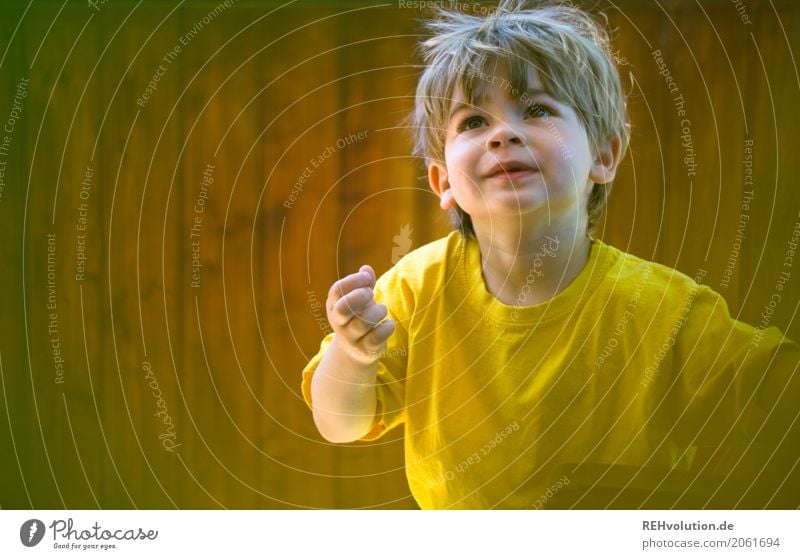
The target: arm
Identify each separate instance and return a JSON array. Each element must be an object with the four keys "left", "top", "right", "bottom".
[
  {"left": 674, "top": 285, "right": 800, "bottom": 445},
  {"left": 311, "top": 337, "right": 379, "bottom": 443},
  {"left": 310, "top": 265, "right": 395, "bottom": 443},
  {"left": 753, "top": 330, "right": 800, "bottom": 430}
]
